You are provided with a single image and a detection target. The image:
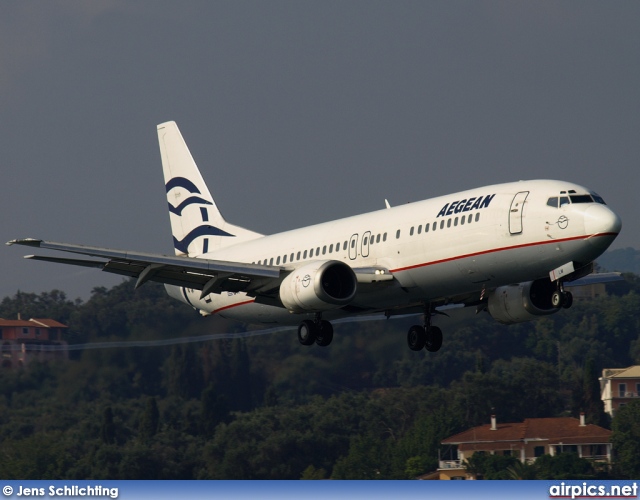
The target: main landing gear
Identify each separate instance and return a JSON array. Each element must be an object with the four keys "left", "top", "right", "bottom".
[
  {"left": 298, "top": 314, "right": 334, "bottom": 347},
  {"left": 407, "top": 305, "right": 443, "bottom": 352}
]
